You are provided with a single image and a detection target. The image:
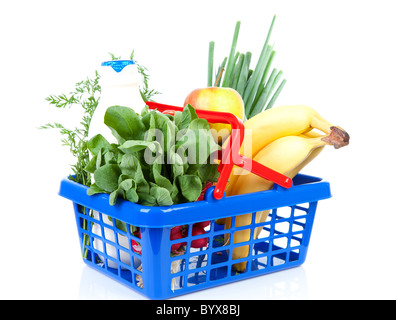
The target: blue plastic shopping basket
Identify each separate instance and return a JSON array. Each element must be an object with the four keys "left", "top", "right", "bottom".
[{"left": 59, "top": 172, "right": 331, "bottom": 299}]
